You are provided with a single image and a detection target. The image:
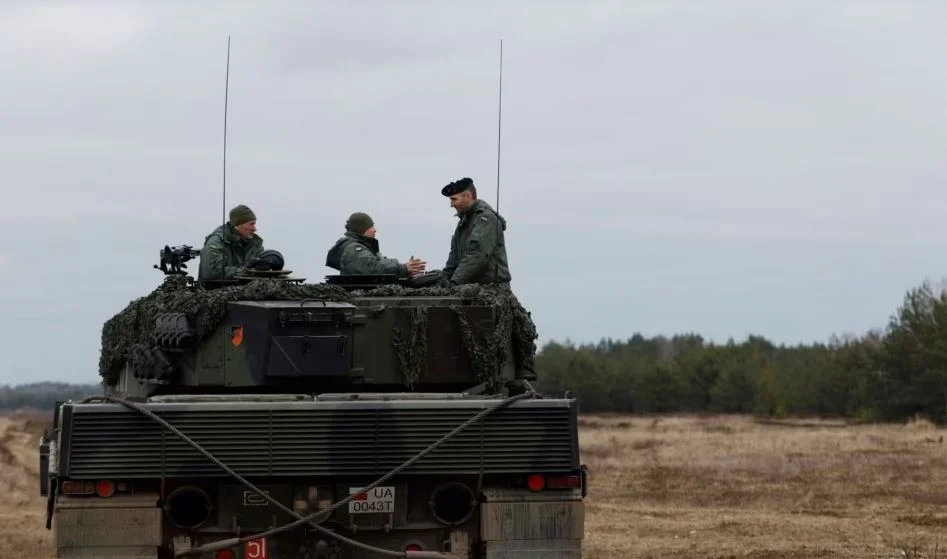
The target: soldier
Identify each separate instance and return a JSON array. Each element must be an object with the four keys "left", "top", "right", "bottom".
[
  {"left": 440, "top": 177, "right": 511, "bottom": 286},
  {"left": 197, "top": 204, "right": 265, "bottom": 286},
  {"left": 325, "top": 212, "right": 426, "bottom": 277}
]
